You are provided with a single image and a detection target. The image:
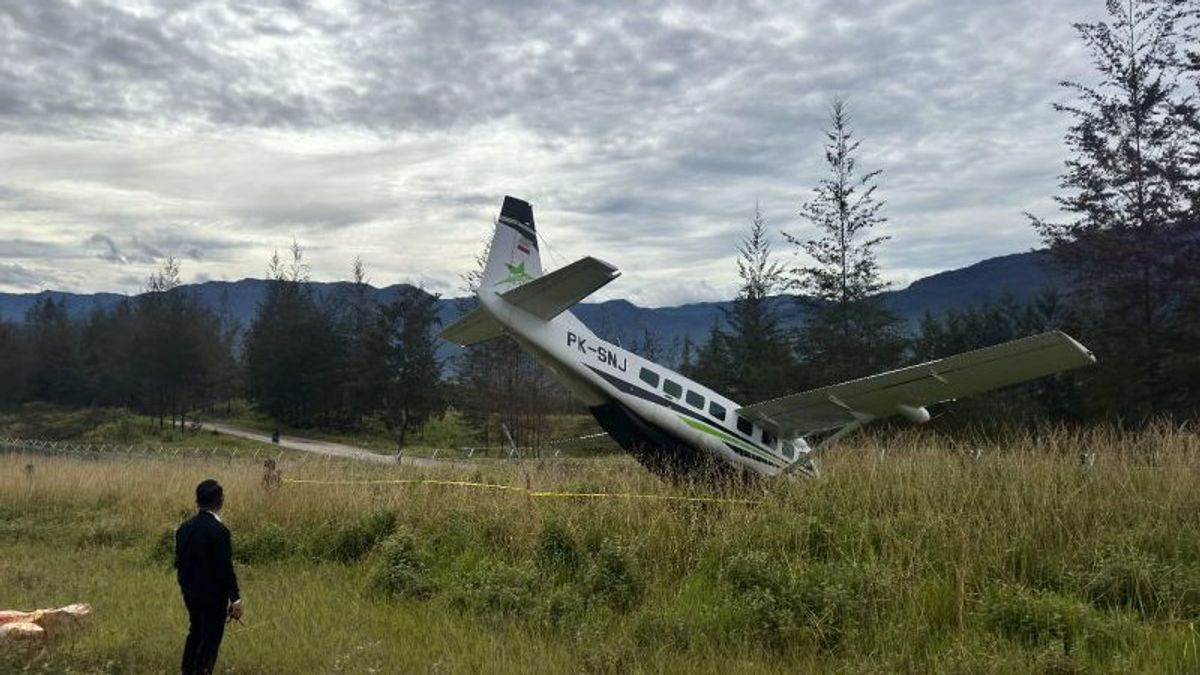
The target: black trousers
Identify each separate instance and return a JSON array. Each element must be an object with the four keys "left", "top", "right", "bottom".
[{"left": 181, "top": 596, "right": 226, "bottom": 675}]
